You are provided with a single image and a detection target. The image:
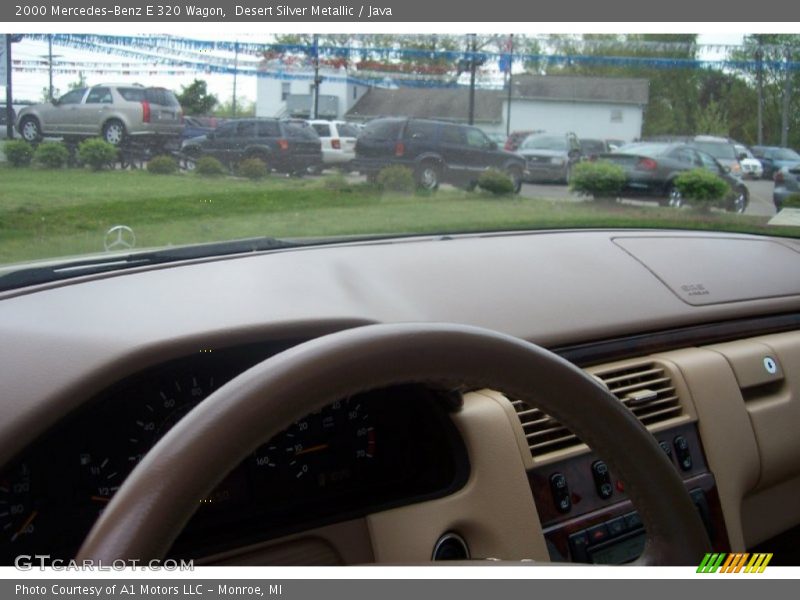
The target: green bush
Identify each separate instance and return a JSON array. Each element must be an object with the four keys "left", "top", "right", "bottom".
[
  {"left": 237, "top": 157, "right": 267, "bottom": 180},
  {"left": 323, "top": 172, "right": 355, "bottom": 194},
  {"left": 569, "top": 160, "right": 626, "bottom": 200},
  {"left": 376, "top": 165, "right": 415, "bottom": 194},
  {"left": 674, "top": 169, "right": 730, "bottom": 208},
  {"left": 146, "top": 155, "right": 178, "bottom": 175},
  {"left": 783, "top": 194, "right": 800, "bottom": 208},
  {"left": 477, "top": 169, "right": 515, "bottom": 195},
  {"left": 3, "top": 140, "right": 35, "bottom": 167},
  {"left": 77, "top": 138, "right": 118, "bottom": 171},
  {"left": 33, "top": 142, "right": 69, "bottom": 168},
  {"left": 195, "top": 155, "right": 226, "bottom": 177}
]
